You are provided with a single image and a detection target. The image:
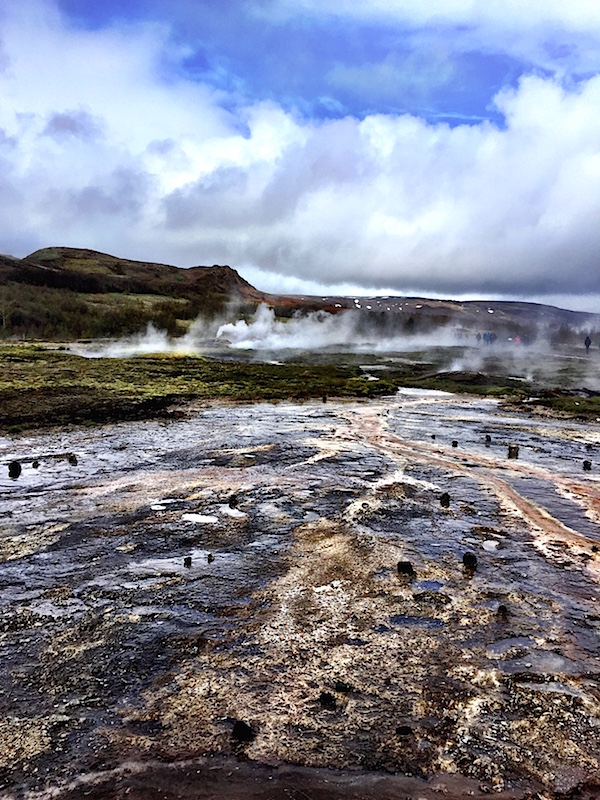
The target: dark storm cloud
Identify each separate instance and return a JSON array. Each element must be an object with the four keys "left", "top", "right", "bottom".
[
  {"left": 162, "top": 117, "right": 372, "bottom": 232},
  {"left": 66, "top": 168, "right": 153, "bottom": 219},
  {"left": 43, "top": 109, "right": 103, "bottom": 140},
  {"left": 164, "top": 167, "right": 251, "bottom": 229}
]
